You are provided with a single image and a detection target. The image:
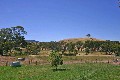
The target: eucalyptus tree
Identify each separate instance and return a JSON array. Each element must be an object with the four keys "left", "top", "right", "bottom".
[
  {"left": 84, "top": 41, "right": 94, "bottom": 52},
  {"left": 118, "top": 0, "right": 120, "bottom": 7},
  {"left": 85, "top": 47, "right": 90, "bottom": 55},
  {"left": 115, "top": 45, "right": 120, "bottom": 56},
  {"left": 65, "top": 42, "right": 78, "bottom": 55},
  {"left": 0, "top": 26, "right": 27, "bottom": 55},
  {"left": 26, "top": 42, "right": 40, "bottom": 55},
  {"left": 100, "top": 41, "right": 120, "bottom": 55},
  {"left": 48, "top": 41, "right": 62, "bottom": 52},
  {"left": 59, "top": 42, "right": 65, "bottom": 53},
  {"left": 86, "top": 34, "right": 91, "bottom": 38},
  {"left": 75, "top": 41, "right": 83, "bottom": 51}
]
